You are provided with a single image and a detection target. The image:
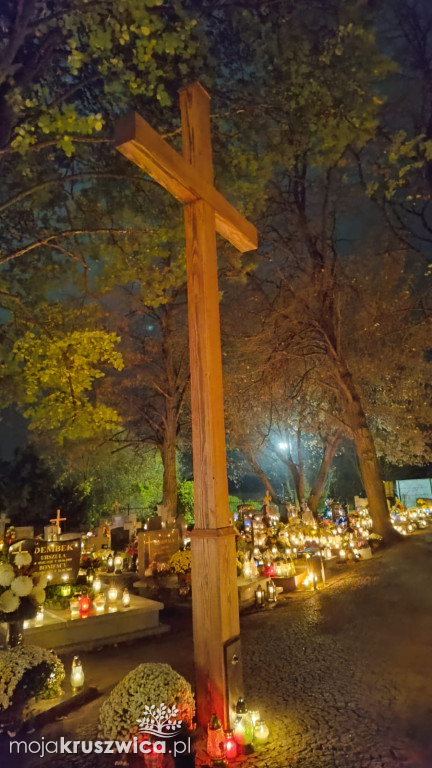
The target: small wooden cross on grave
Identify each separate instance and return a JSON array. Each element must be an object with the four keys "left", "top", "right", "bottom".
[
  {"left": 50, "top": 509, "right": 66, "bottom": 535},
  {"left": 263, "top": 490, "right": 272, "bottom": 508},
  {"left": 115, "top": 83, "right": 257, "bottom": 727}
]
